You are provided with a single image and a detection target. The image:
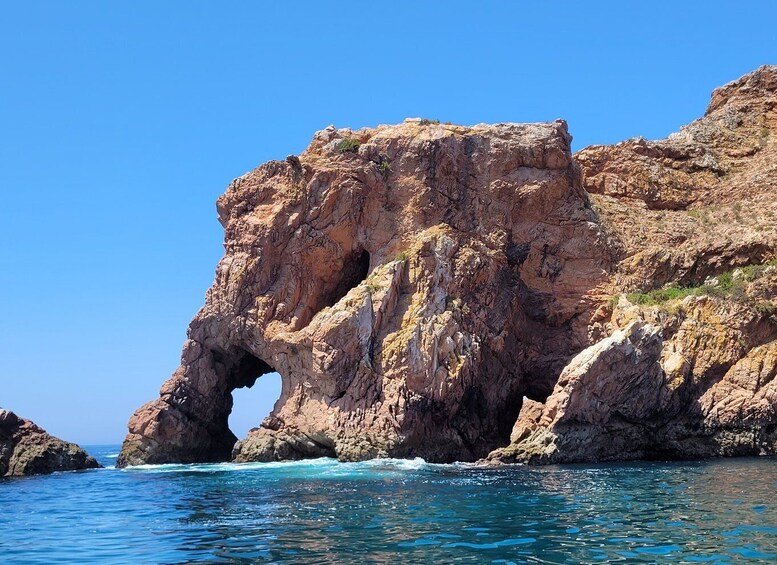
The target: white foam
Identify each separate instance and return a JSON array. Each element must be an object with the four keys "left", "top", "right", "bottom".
[
  {"left": 120, "top": 456, "right": 461, "bottom": 476},
  {"left": 122, "top": 457, "right": 339, "bottom": 474}
]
